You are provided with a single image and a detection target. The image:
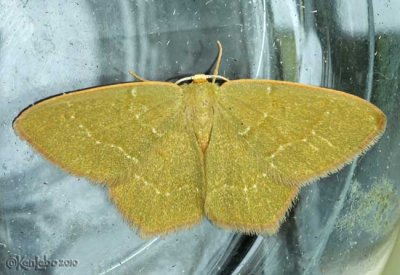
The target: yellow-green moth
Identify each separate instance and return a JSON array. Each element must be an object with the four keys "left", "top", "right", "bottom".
[{"left": 14, "top": 42, "right": 386, "bottom": 237}]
